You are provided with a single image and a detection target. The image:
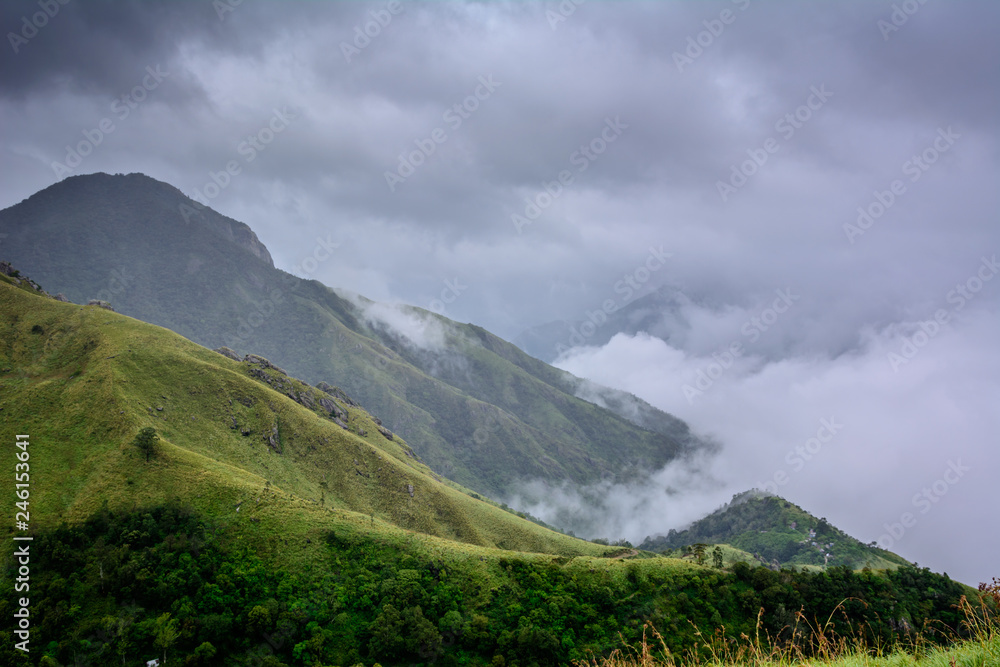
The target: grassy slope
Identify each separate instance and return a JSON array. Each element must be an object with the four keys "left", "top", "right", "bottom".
[
  {"left": 0, "top": 172, "right": 701, "bottom": 499},
  {"left": 0, "top": 276, "right": 620, "bottom": 563}
]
